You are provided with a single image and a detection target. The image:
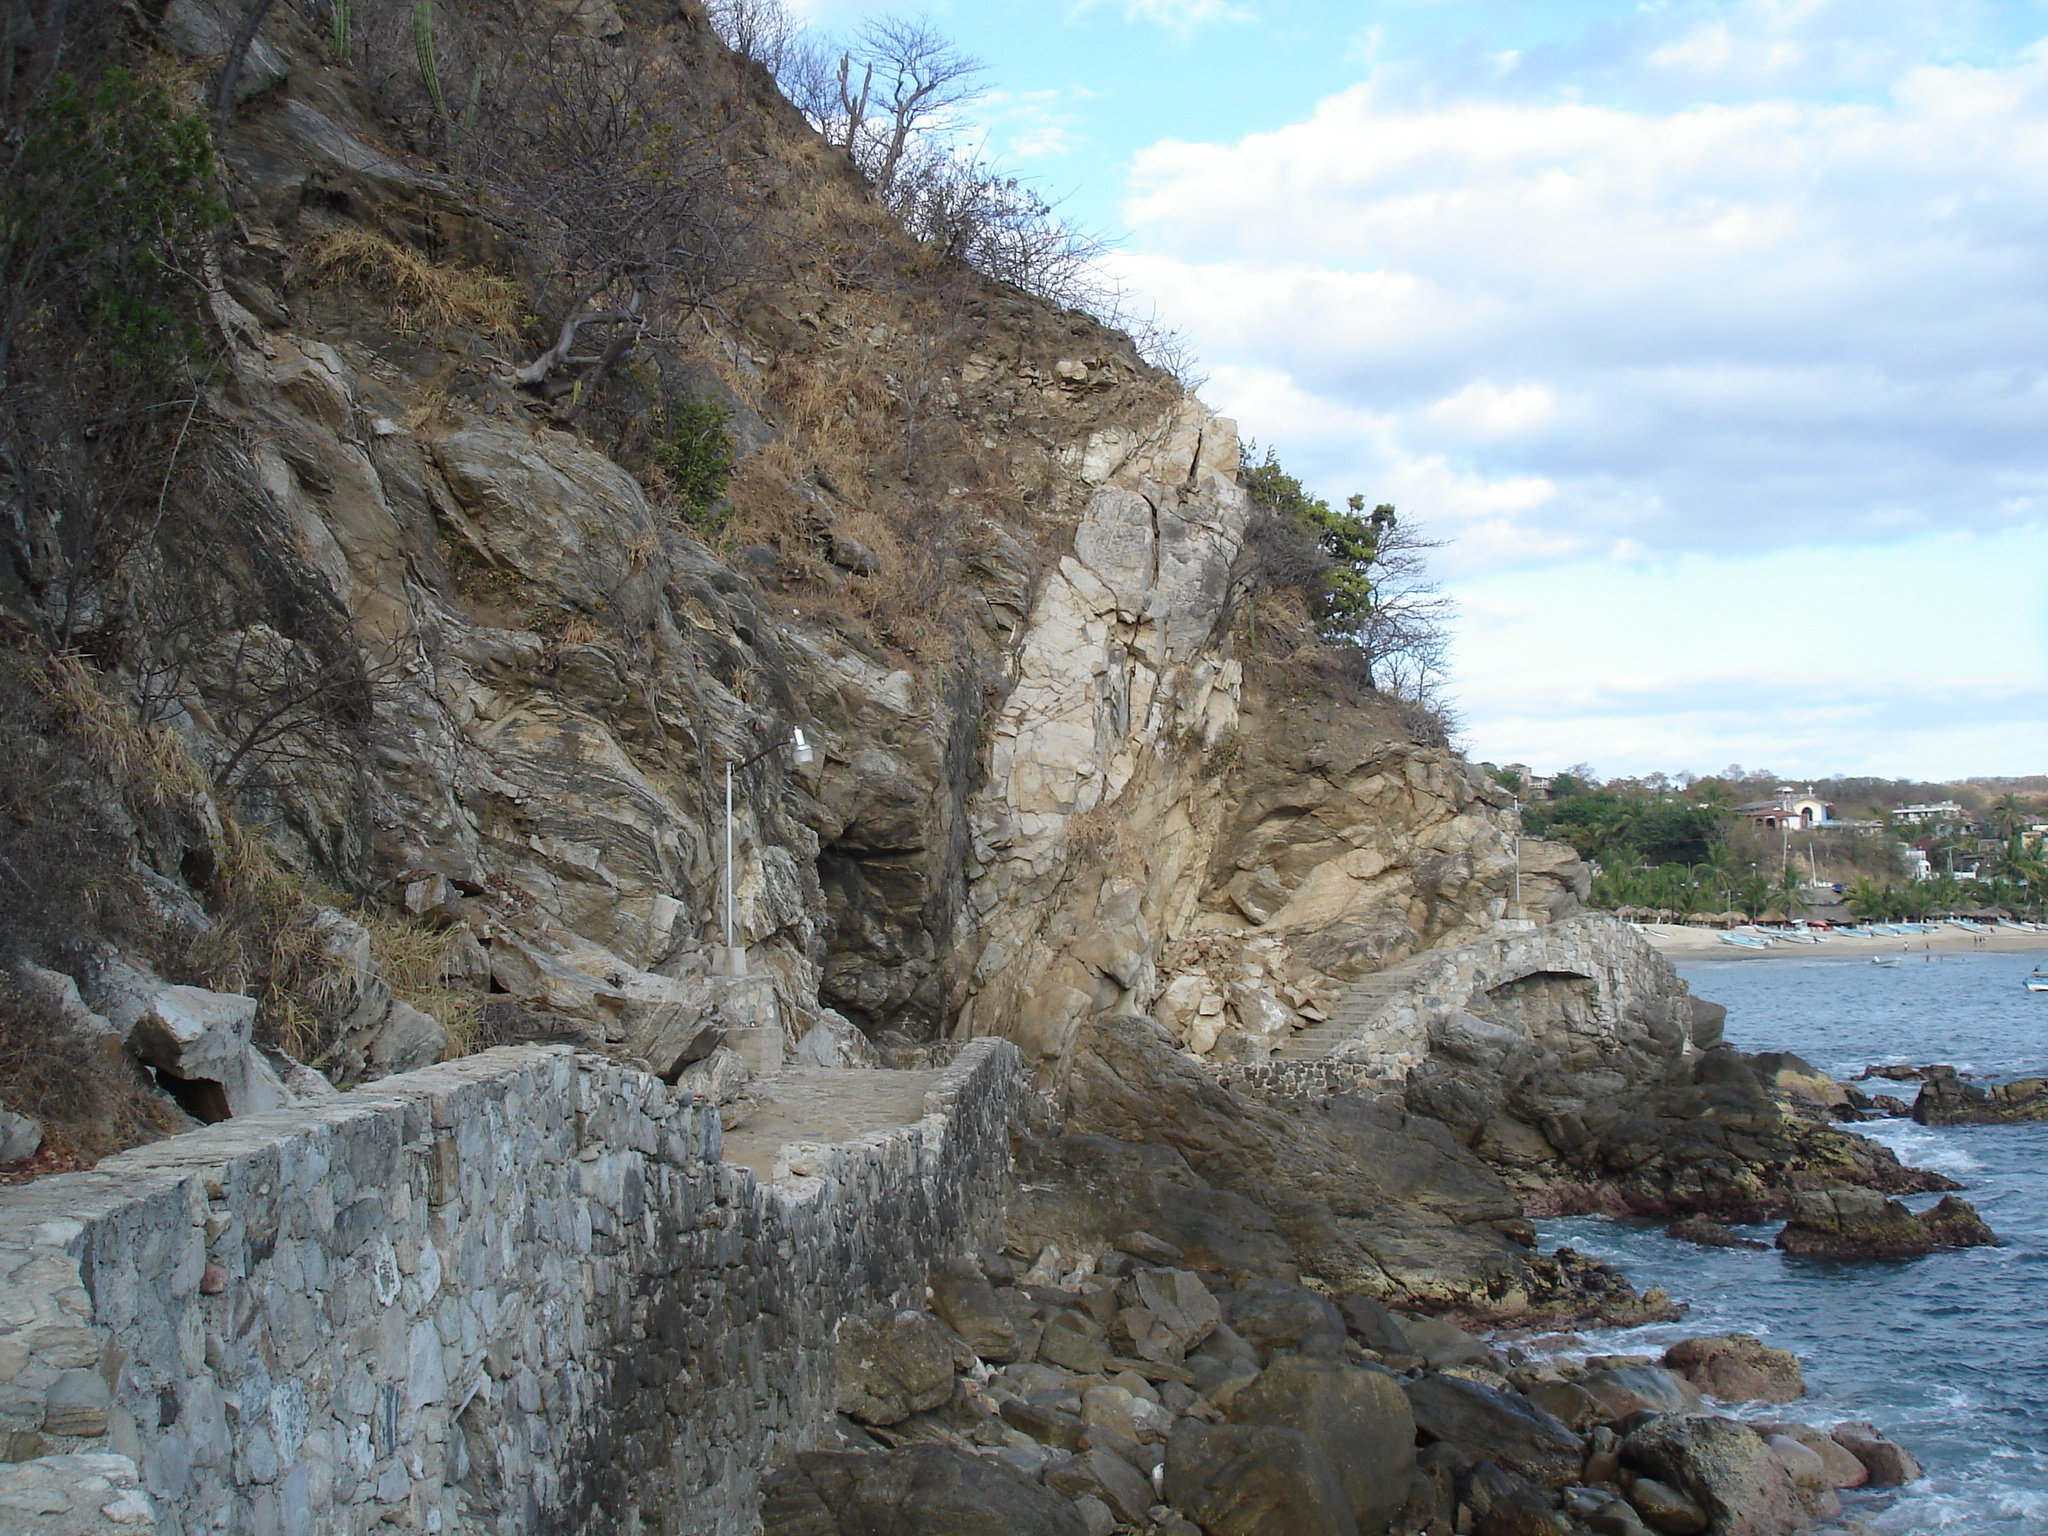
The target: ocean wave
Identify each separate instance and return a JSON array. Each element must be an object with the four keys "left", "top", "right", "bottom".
[{"left": 1855, "top": 1125, "right": 1984, "bottom": 1174}]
